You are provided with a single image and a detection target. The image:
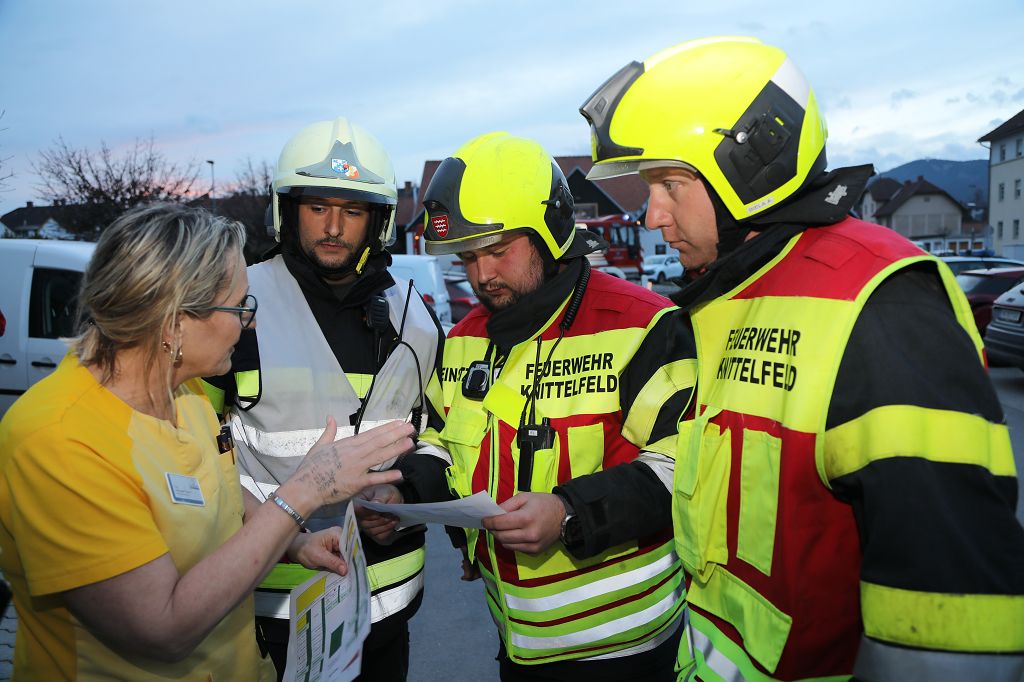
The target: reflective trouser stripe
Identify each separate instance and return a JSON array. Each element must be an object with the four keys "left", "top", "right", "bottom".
[
  {"left": 371, "top": 573, "right": 425, "bottom": 622},
  {"left": 367, "top": 547, "right": 425, "bottom": 591}
]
